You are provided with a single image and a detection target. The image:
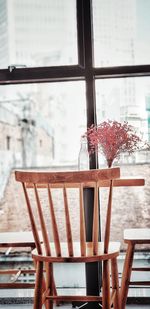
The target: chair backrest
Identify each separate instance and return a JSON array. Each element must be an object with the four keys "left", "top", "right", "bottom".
[{"left": 15, "top": 168, "right": 120, "bottom": 257}]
